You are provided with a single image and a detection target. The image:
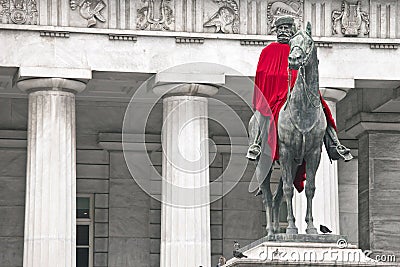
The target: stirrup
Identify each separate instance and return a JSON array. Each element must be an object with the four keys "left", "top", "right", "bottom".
[
  {"left": 246, "top": 143, "right": 261, "bottom": 161},
  {"left": 254, "top": 188, "right": 263, "bottom": 196},
  {"left": 336, "top": 145, "right": 353, "bottom": 162}
]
